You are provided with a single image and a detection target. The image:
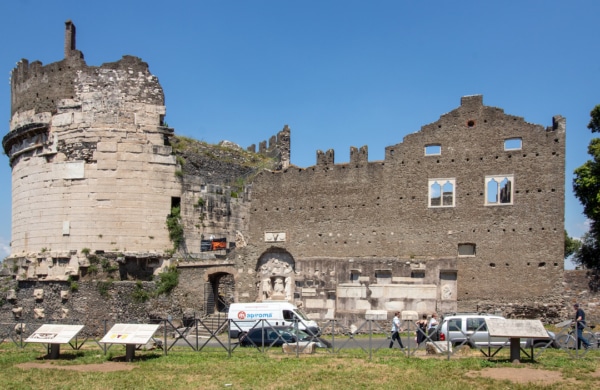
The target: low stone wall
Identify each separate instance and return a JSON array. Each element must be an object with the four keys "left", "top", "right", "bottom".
[
  {"left": 2, "top": 269, "right": 598, "bottom": 336},
  {"left": 0, "top": 277, "right": 194, "bottom": 337}
]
